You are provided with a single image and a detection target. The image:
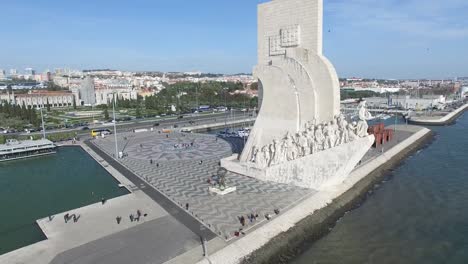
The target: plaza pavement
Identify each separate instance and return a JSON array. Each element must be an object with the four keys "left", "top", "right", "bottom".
[{"left": 92, "top": 132, "right": 315, "bottom": 240}]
